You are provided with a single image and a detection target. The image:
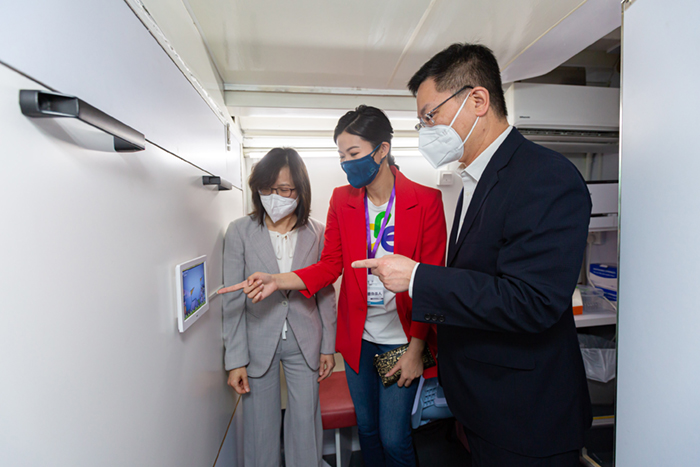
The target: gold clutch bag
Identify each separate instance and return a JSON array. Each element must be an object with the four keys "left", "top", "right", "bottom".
[{"left": 373, "top": 344, "right": 436, "bottom": 388}]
